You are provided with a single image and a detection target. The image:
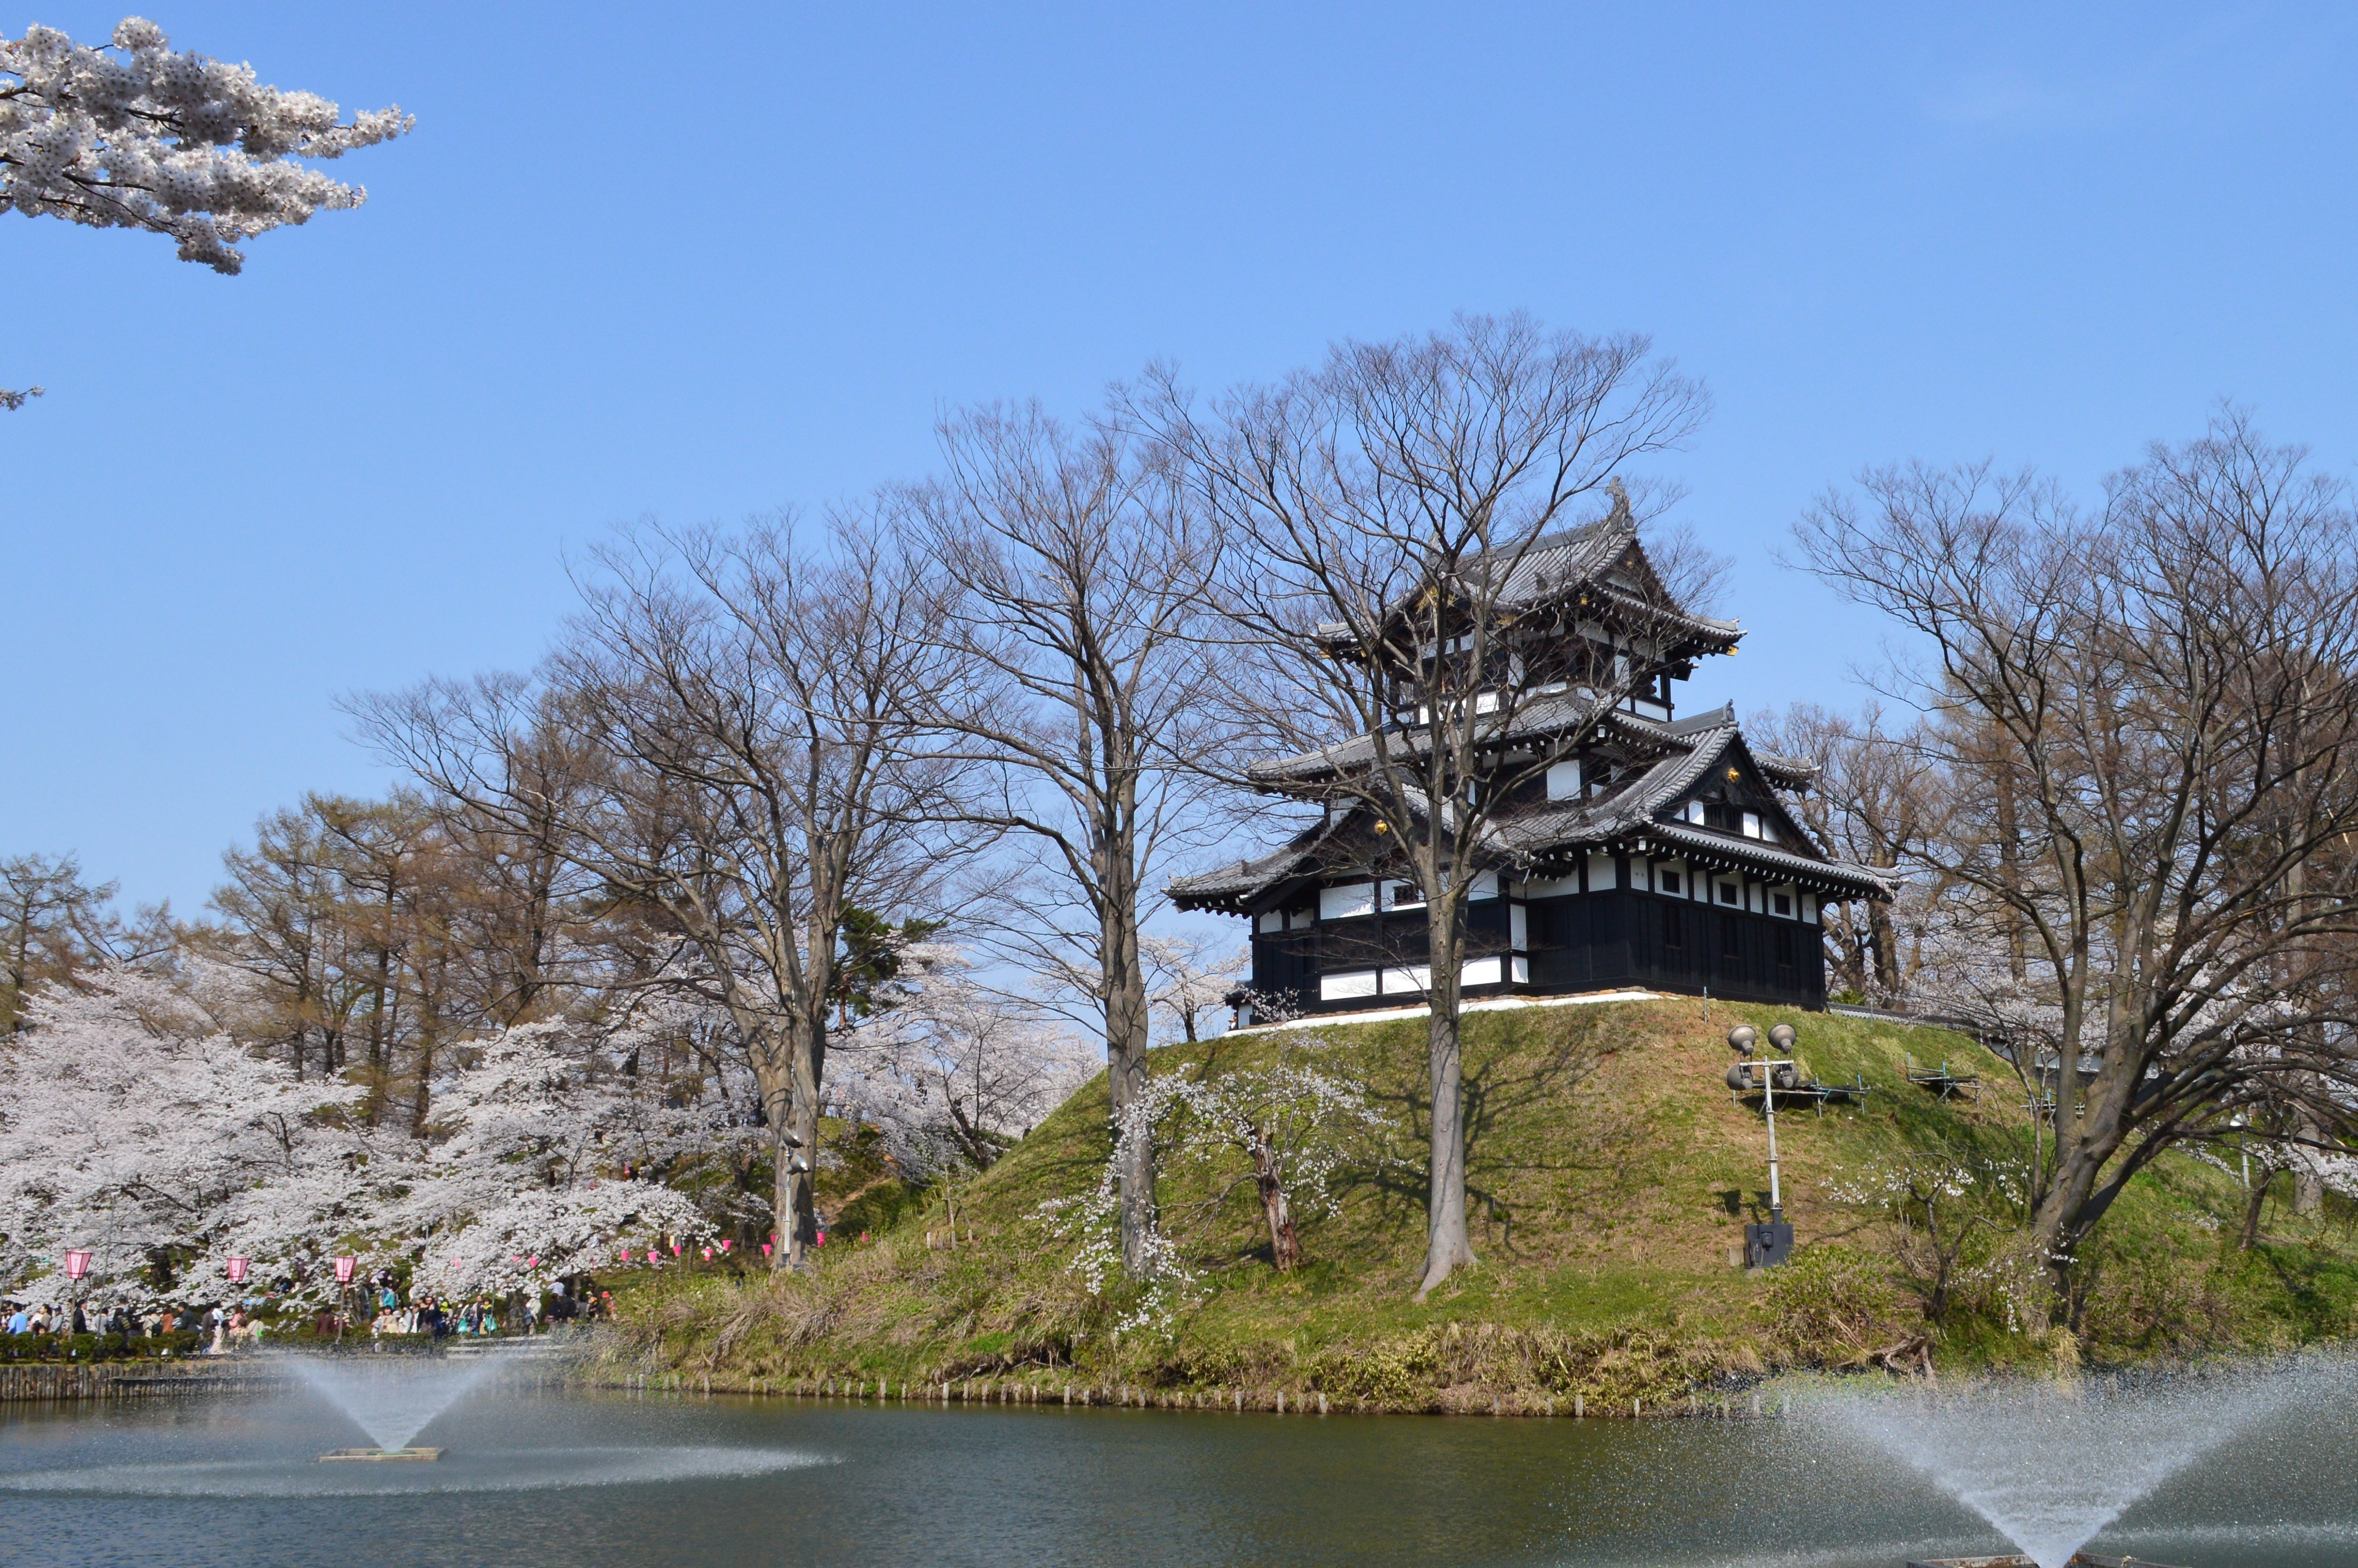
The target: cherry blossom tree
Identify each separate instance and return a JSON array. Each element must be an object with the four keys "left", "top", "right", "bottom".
[
  {"left": 0, "top": 964, "right": 374, "bottom": 1308},
  {"left": 1117, "top": 1036, "right": 1392, "bottom": 1272},
  {"left": 3, "top": 16, "right": 412, "bottom": 405},
  {"left": 1141, "top": 932, "right": 1245, "bottom": 1044},
  {"left": 0, "top": 964, "right": 743, "bottom": 1309},
  {"left": 388, "top": 1019, "right": 724, "bottom": 1298},
  {"left": 826, "top": 945, "right": 1097, "bottom": 1175}
]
